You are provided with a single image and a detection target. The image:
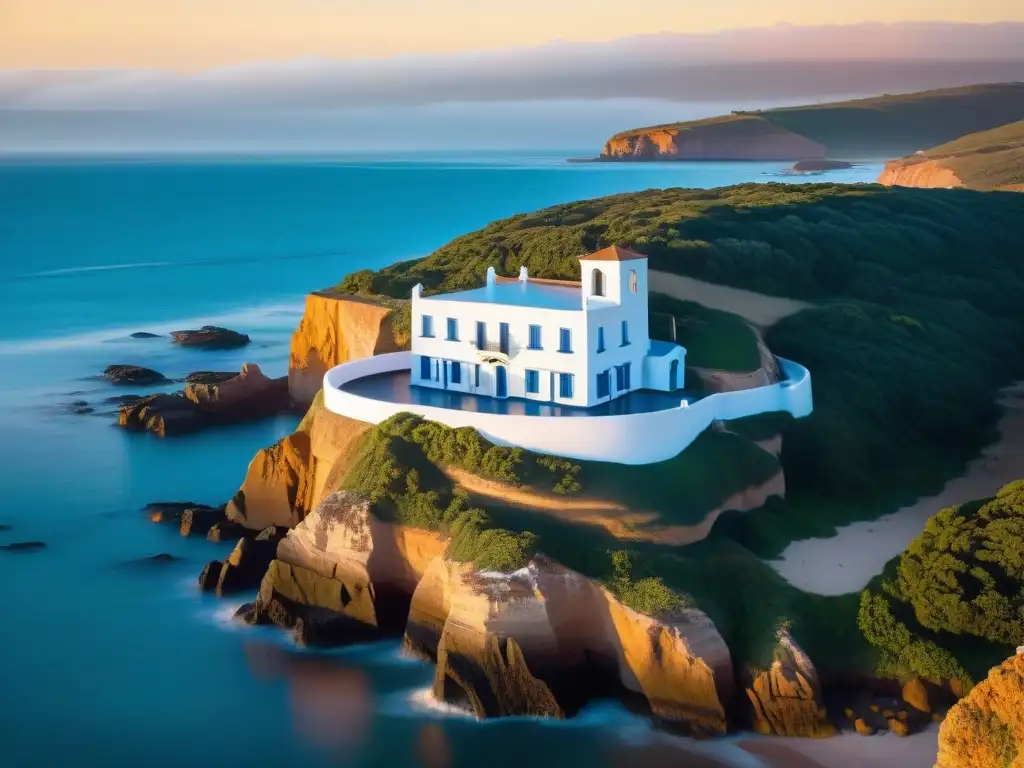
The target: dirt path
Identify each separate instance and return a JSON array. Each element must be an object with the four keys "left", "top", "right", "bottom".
[
  {"left": 445, "top": 466, "right": 784, "bottom": 546},
  {"left": 770, "top": 382, "right": 1024, "bottom": 596},
  {"left": 649, "top": 270, "right": 813, "bottom": 328}
]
